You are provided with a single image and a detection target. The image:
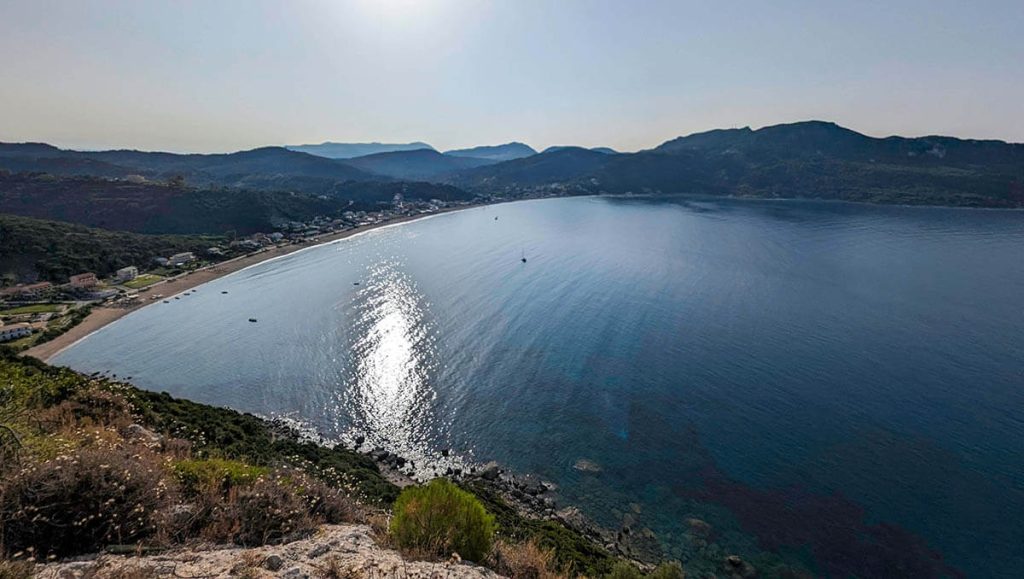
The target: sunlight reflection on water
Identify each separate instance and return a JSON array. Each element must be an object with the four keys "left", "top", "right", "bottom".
[{"left": 336, "top": 260, "right": 465, "bottom": 477}]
